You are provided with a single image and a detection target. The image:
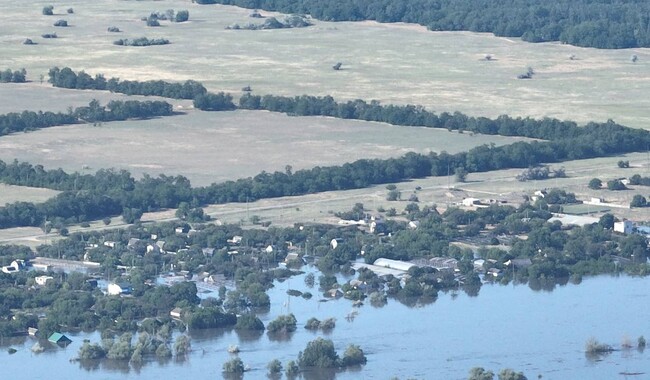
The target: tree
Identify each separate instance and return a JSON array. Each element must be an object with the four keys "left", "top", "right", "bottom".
[
  {"left": 174, "top": 335, "right": 191, "bottom": 356},
  {"left": 588, "top": 178, "right": 602, "bottom": 190},
  {"left": 298, "top": 338, "right": 339, "bottom": 368},
  {"left": 285, "top": 360, "right": 299, "bottom": 375},
  {"left": 175, "top": 10, "right": 190, "bottom": 22},
  {"left": 223, "top": 357, "right": 245, "bottom": 373},
  {"left": 386, "top": 189, "right": 401, "bottom": 201},
  {"left": 606, "top": 179, "right": 627, "bottom": 190},
  {"left": 498, "top": 369, "right": 527, "bottom": 380},
  {"left": 267, "top": 359, "right": 282, "bottom": 375},
  {"left": 455, "top": 167, "right": 468, "bottom": 182},
  {"left": 618, "top": 160, "right": 630, "bottom": 168},
  {"left": 340, "top": 344, "right": 367, "bottom": 366},
  {"left": 468, "top": 367, "right": 494, "bottom": 380},
  {"left": 42, "top": 5, "right": 54, "bottom": 15},
  {"left": 631, "top": 194, "right": 647, "bottom": 208},
  {"left": 53, "top": 20, "right": 68, "bottom": 27},
  {"left": 598, "top": 213, "right": 615, "bottom": 229}
]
